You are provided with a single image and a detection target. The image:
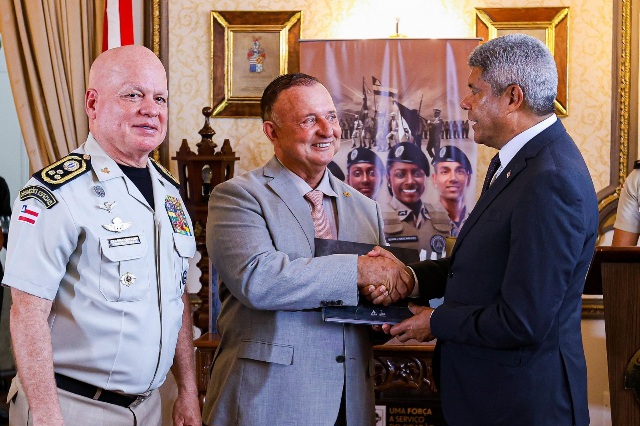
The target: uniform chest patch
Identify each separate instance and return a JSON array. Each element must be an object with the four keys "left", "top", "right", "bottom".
[
  {"left": 430, "top": 235, "right": 446, "bottom": 253},
  {"left": 165, "top": 196, "right": 191, "bottom": 235}
]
